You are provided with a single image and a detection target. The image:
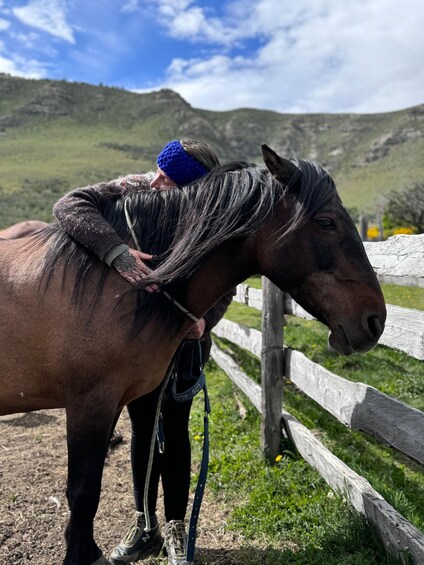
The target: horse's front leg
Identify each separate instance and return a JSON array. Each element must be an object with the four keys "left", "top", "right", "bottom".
[{"left": 64, "top": 394, "right": 118, "bottom": 565}]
